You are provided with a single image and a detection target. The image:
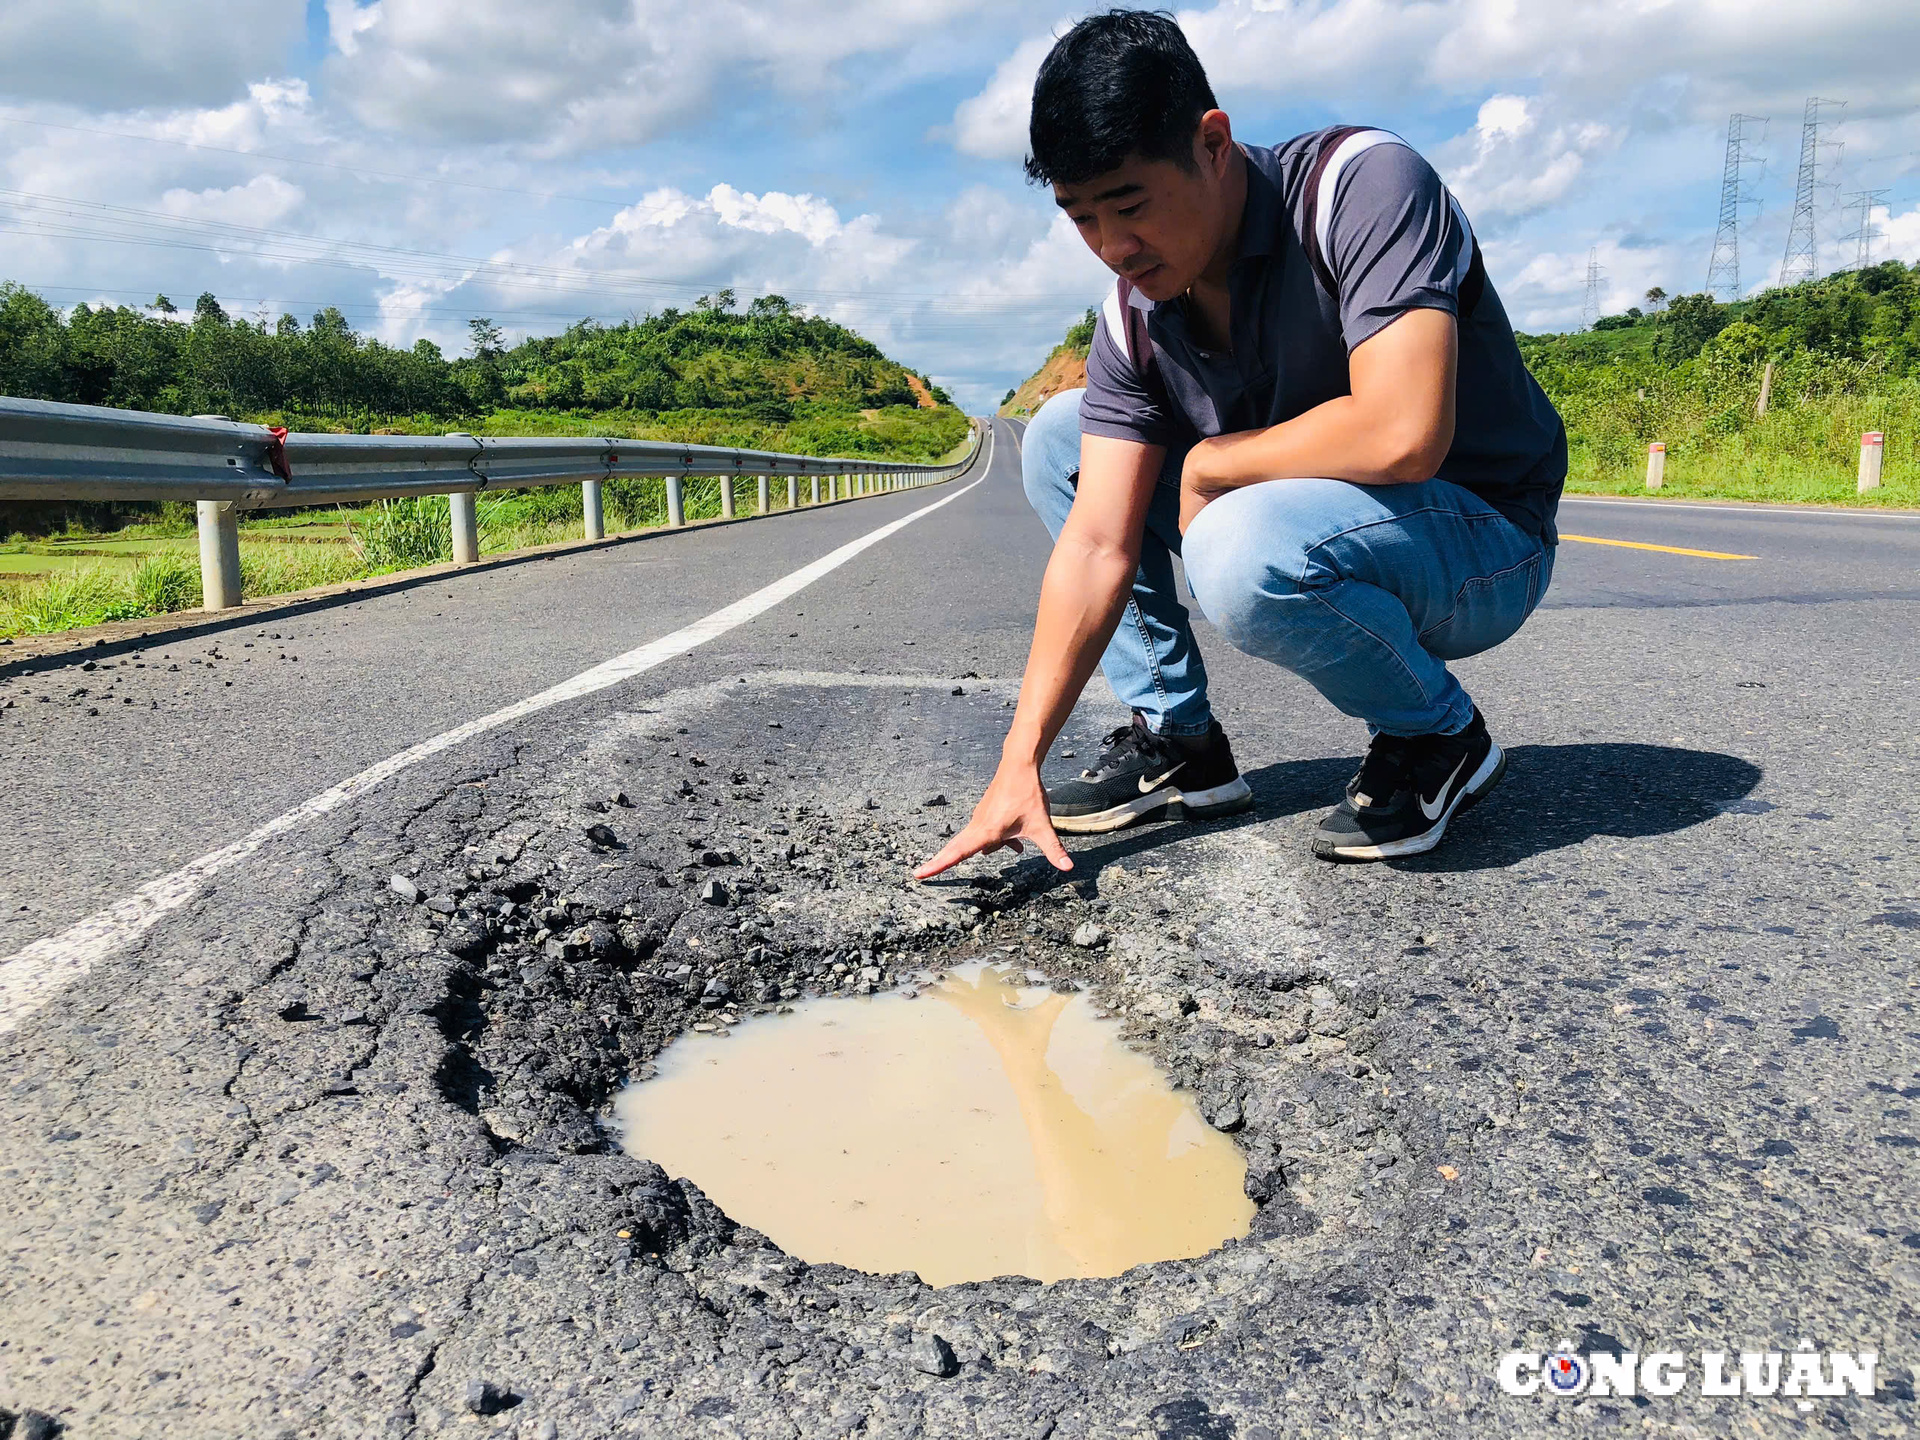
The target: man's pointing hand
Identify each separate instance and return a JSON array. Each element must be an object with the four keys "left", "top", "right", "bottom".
[{"left": 912, "top": 759, "right": 1073, "bottom": 879}]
